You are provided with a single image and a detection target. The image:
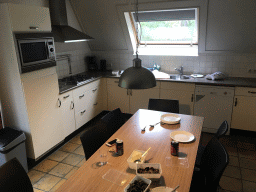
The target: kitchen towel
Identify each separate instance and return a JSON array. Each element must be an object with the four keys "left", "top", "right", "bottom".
[{"left": 205, "top": 72, "right": 226, "bottom": 80}]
